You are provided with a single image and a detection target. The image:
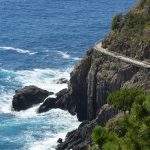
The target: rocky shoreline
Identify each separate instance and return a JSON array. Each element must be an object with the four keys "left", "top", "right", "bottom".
[
  {"left": 11, "top": 47, "right": 150, "bottom": 149},
  {"left": 11, "top": 0, "right": 150, "bottom": 149}
]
